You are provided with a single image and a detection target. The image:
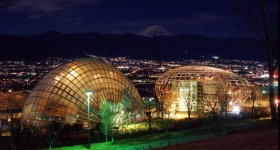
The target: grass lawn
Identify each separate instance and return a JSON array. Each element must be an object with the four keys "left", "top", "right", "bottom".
[{"left": 53, "top": 118, "right": 272, "bottom": 150}]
